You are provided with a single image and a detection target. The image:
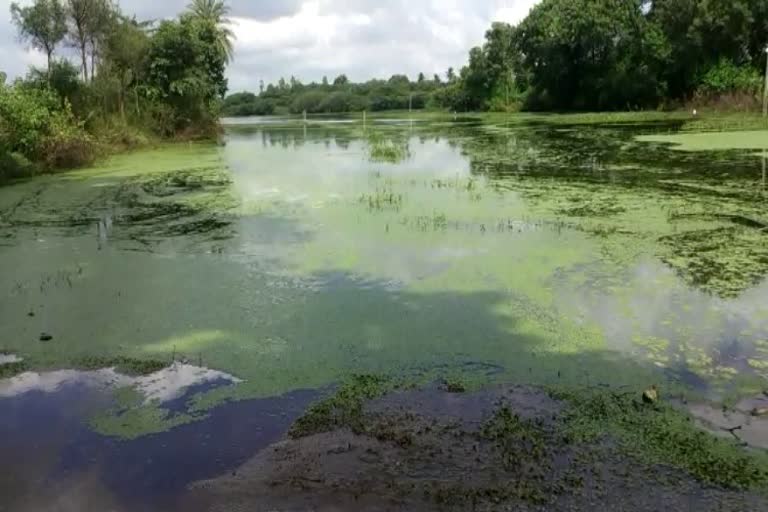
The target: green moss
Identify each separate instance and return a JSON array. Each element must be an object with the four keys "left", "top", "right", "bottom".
[{"left": 551, "top": 386, "right": 768, "bottom": 490}]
